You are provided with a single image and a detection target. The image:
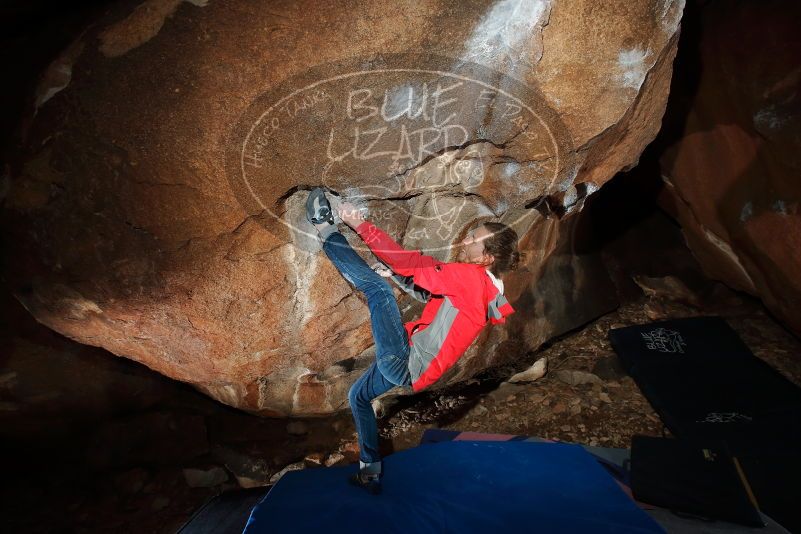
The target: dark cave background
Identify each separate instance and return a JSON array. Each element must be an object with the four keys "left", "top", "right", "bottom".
[{"left": 1, "top": 1, "right": 799, "bottom": 532}]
